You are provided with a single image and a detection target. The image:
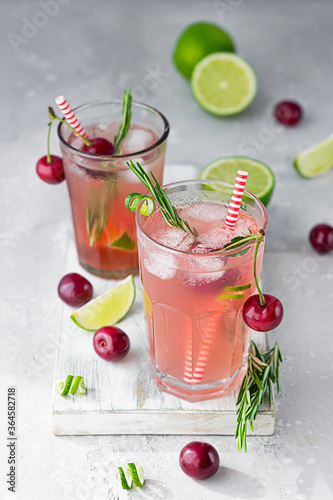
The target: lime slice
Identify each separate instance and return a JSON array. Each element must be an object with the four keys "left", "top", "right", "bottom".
[
  {"left": 191, "top": 53, "right": 257, "bottom": 116},
  {"left": 110, "top": 232, "right": 136, "bottom": 250},
  {"left": 294, "top": 135, "right": 333, "bottom": 178},
  {"left": 71, "top": 275, "right": 136, "bottom": 331},
  {"left": 199, "top": 156, "right": 275, "bottom": 206},
  {"left": 173, "top": 22, "right": 235, "bottom": 79}
]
